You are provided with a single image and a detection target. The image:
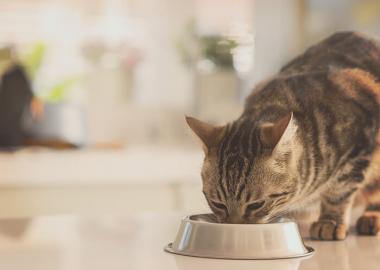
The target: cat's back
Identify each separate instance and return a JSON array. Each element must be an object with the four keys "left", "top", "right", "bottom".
[
  {"left": 280, "top": 31, "right": 380, "bottom": 78},
  {"left": 244, "top": 68, "right": 380, "bottom": 155},
  {"left": 244, "top": 32, "right": 380, "bottom": 119},
  {"left": 245, "top": 68, "right": 380, "bottom": 122}
]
